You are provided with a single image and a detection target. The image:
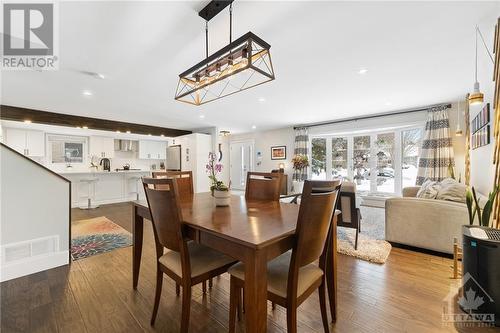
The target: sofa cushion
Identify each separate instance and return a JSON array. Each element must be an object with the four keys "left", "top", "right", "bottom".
[
  {"left": 416, "top": 179, "right": 440, "bottom": 199},
  {"left": 436, "top": 178, "right": 466, "bottom": 203}
]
